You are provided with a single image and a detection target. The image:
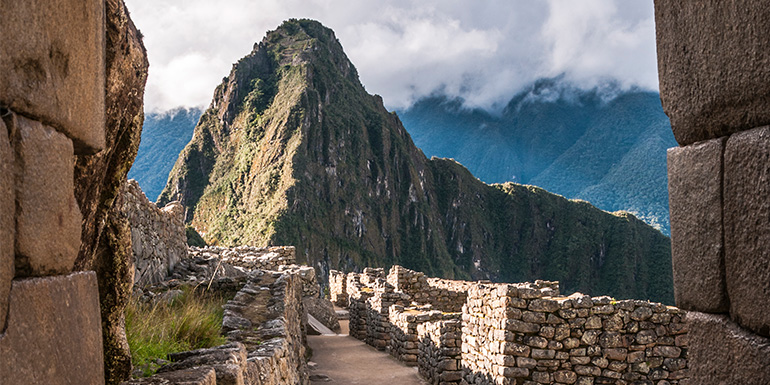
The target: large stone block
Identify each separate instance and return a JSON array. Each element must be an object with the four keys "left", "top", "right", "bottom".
[
  {"left": 686, "top": 311, "right": 770, "bottom": 384},
  {"left": 724, "top": 126, "right": 770, "bottom": 336},
  {"left": 654, "top": 0, "right": 770, "bottom": 145},
  {"left": 667, "top": 139, "right": 729, "bottom": 312},
  {"left": 12, "top": 114, "right": 81, "bottom": 276},
  {"left": 0, "top": 117, "right": 14, "bottom": 332},
  {"left": 0, "top": 272, "right": 104, "bottom": 385},
  {"left": 0, "top": 0, "right": 105, "bottom": 154}
]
